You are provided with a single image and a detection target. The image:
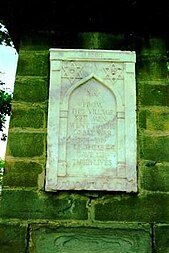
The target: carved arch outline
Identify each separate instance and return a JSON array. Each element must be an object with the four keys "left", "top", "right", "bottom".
[{"left": 62, "top": 73, "right": 123, "bottom": 111}]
